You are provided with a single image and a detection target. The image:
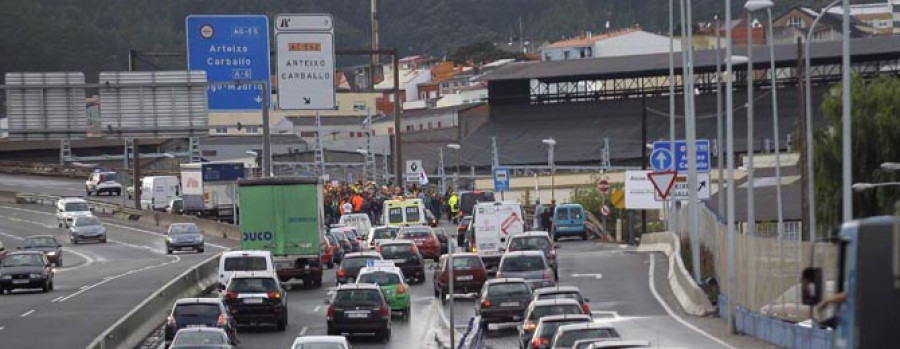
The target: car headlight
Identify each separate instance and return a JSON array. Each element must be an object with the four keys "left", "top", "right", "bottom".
[
  {"left": 46, "top": 251, "right": 57, "bottom": 256},
  {"left": 196, "top": 236, "right": 204, "bottom": 242},
  {"left": 29, "top": 273, "right": 43, "bottom": 279},
  {"left": 0, "top": 275, "right": 11, "bottom": 280}
]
